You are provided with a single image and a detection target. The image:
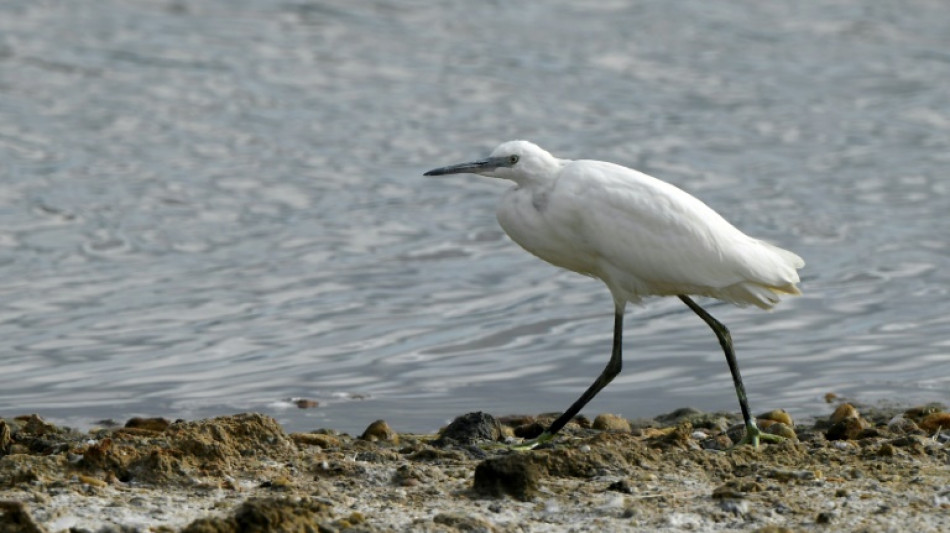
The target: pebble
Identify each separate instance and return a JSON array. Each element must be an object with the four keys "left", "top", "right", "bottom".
[
  {"left": 360, "top": 420, "right": 399, "bottom": 444},
  {"left": 764, "top": 422, "right": 798, "bottom": 440},
  {"left": 592, "top": 413, "right": 631, "bottom": 432},
  {"left": 826, "top": 414, "right": 867, "bottom": 441},
  {"left": 290, "top": 433, "right": 341, "bottom": 449},
  {"left": 124, "top": 417, "right": 171, "bottom": 432},
  {"left": 719, "top": 499, "right": 749, "bottom": 515},
  {"left": 473, "top": 454, "right": 541, "bottom": 501},
  {"left": 435, "top": 412, "right": 502, "bottom": 446},
  {"left": 0, "top": 420, "right": 10, "bottom": 455},
  {"left": 887, "top": 415, "right": 919, "bottom": 434},
  {"left": 918, "top": 412, "right": 950, "bottom": 433},
  {"left": 830, "top": 403, "right": 860, "bottom": 424},
  {"left": 759, "top": 409, "right": 794, "bottom": 426}
]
